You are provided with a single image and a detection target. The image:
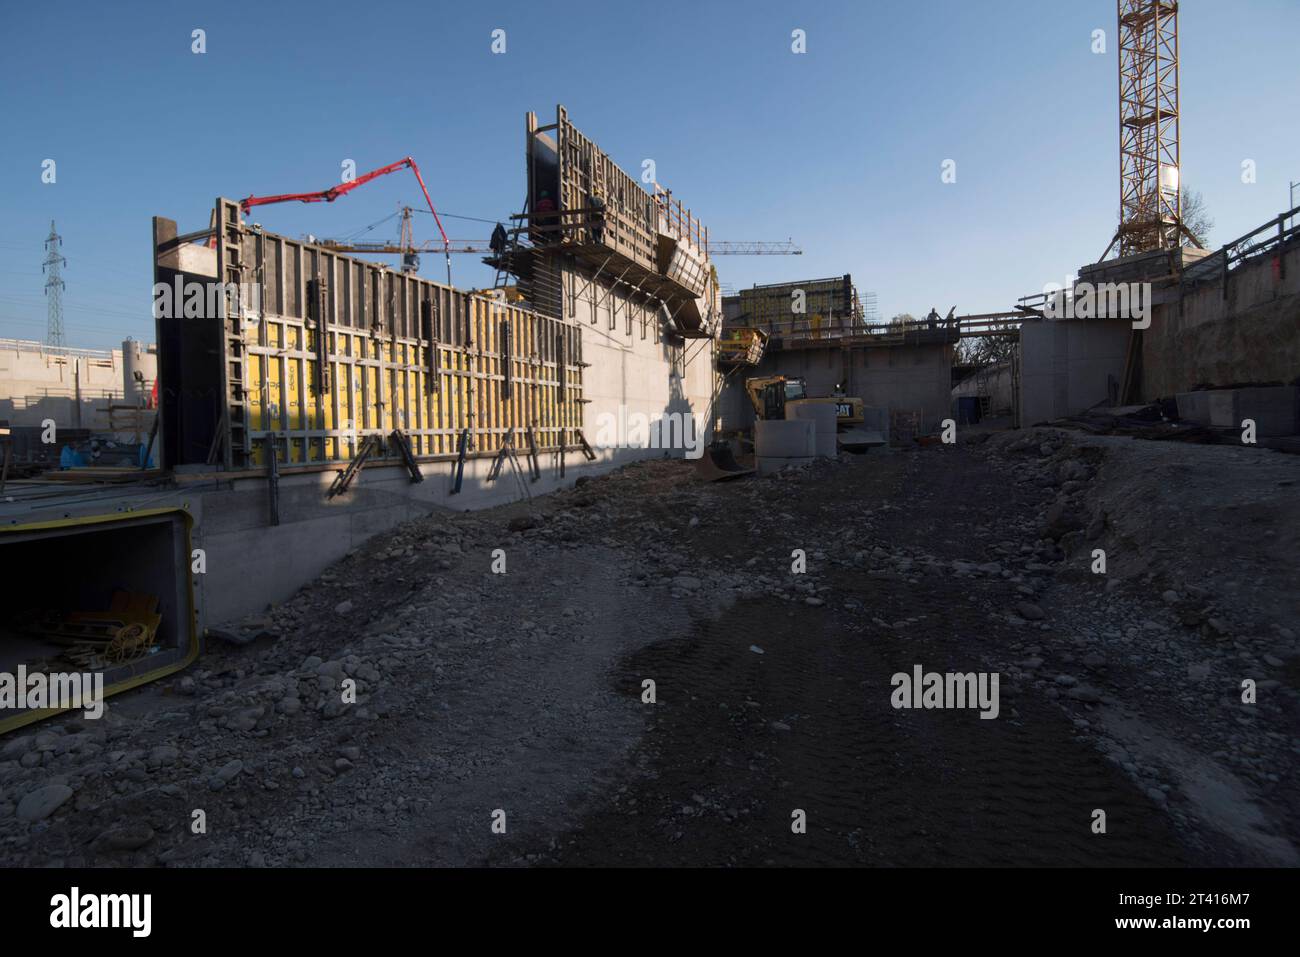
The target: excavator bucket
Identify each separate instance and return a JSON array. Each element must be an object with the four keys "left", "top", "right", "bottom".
[{"left": 693, "top": 443, "right": 755, "bottom": 482}]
